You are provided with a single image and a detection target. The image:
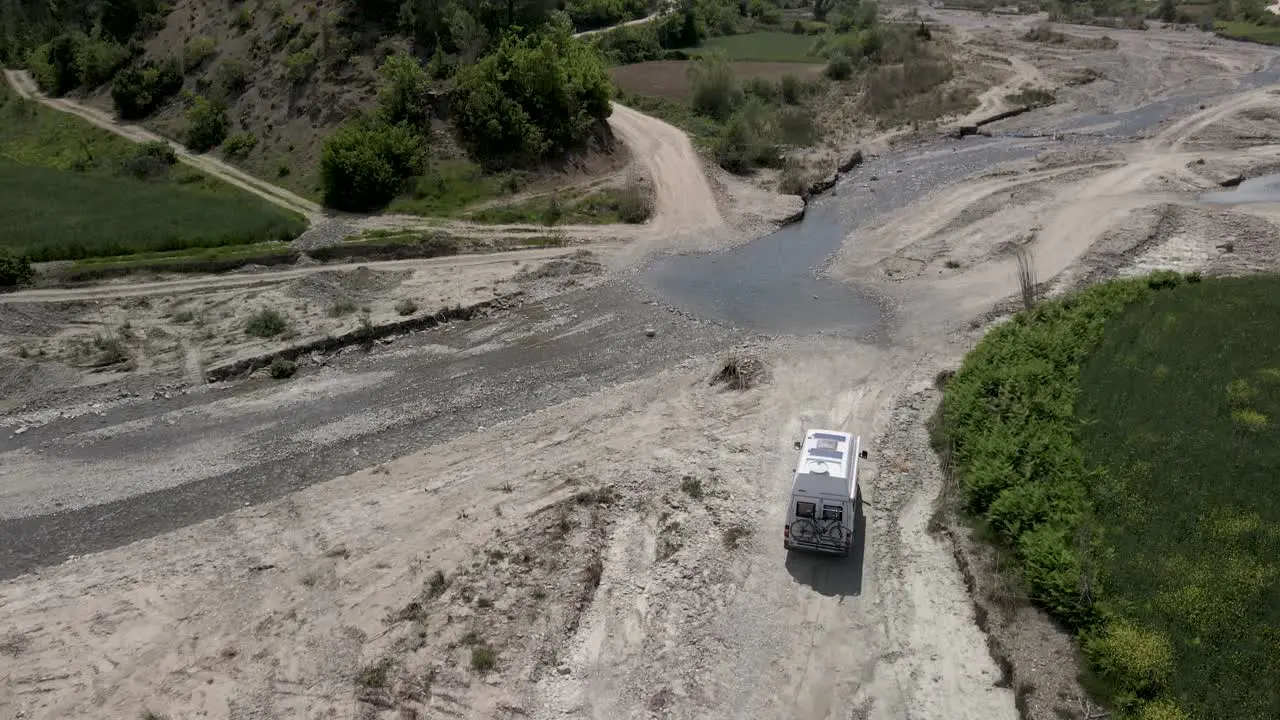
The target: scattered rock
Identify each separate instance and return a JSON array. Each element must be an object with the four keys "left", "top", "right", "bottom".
[
  {"left": 1220, "top": 174, "right": 1245, "bottom": 187},
  {"left": 644, "top": 327, "right": 656, "bottom": 338}
]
